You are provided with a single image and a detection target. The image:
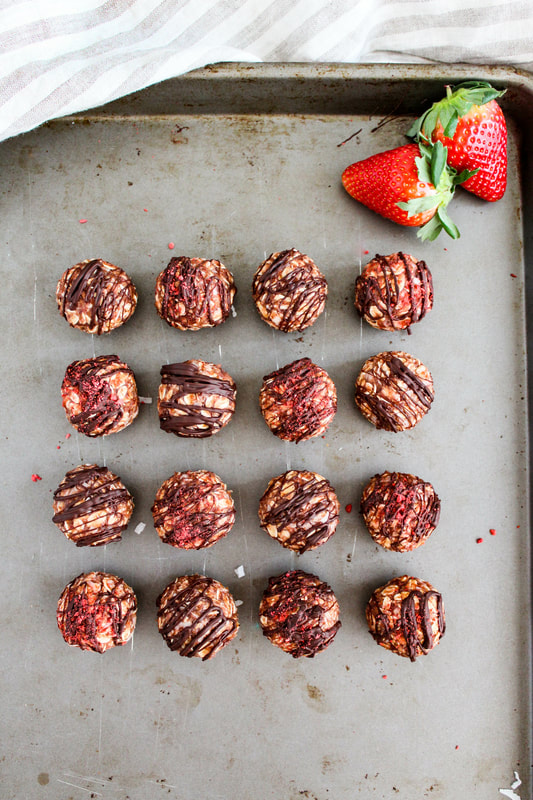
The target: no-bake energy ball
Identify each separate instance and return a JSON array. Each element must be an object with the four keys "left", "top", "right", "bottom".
[
  {"left": 259, "top": 357, "right": 337, "bottom": 442},
  {"left": 158, "top": 360, "right": 236, "bottom": 437},
  {"left": 56, "top": 258, "right": 137, "bottom": 334},
  {"left": 52, "top": 464, "right": 134, "bottom": 547},
  {"left": 354, "top": 252, "right": 433, "bottom": 331},
  {"left": 252, "top": 248, "right": 327, "bottom": 332},
  {"left": 57, "top": 571, "right": 137, "bottom": 653},
  {"left": 258, "top": 470, "right": 339, "bottom": 553},
  {"left": 61, "top": 354, "right": 139, "bottom": 437},
  {"left": 360, "top": 471, "right": 440, "bottom": 552},
  {"left": 259, "top": 570, "right": 341, "bottom": 658},
  {"left": 151, "top": 470, "right": 235, "bottom": 549},
  {"left": 155, "top": 256, "right": 236, "bottom": 330},
  {"left": 366, "top": 575, "right": 445, "bottom": 661},
  {"left": 355, "top": 350, "right": 433, "bottom": 432},
  {"left": 156, "top": 574, "right": 239, "bottom": 660}
]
